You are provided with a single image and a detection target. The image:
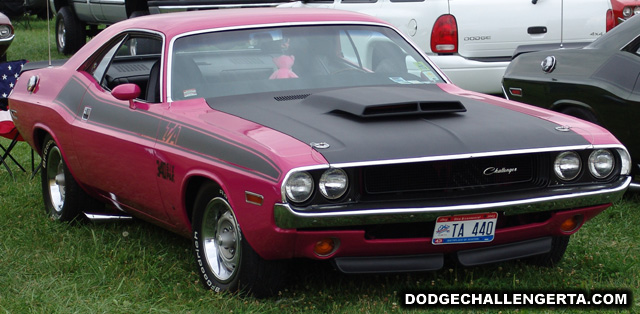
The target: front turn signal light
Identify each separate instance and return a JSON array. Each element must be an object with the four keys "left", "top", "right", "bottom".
[
  {"left": 314, "top": 238, "right": 339, "bottom": 256},
  {"left": 560, "top": 215, "right": 582, "bottom": 233}
]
